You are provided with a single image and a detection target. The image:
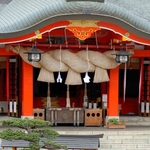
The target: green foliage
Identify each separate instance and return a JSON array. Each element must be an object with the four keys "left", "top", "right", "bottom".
[
  {"left": 43, "top": 140, "right": 68, "bottom": 150},
  {"left": 32, "top": 129, "right": 59, "bottom": 139},
  {"left": 2, "top": 118, "right": 51, "bottom": 133},
  {"left": 0, "top": 129, "right": 40, "bottom": 150},
  {"left": 0, "top": 118, "right": 67, "bottom": 150},
  {"left": 108, "top": 118, "right": 124, "bottom": 124}
]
